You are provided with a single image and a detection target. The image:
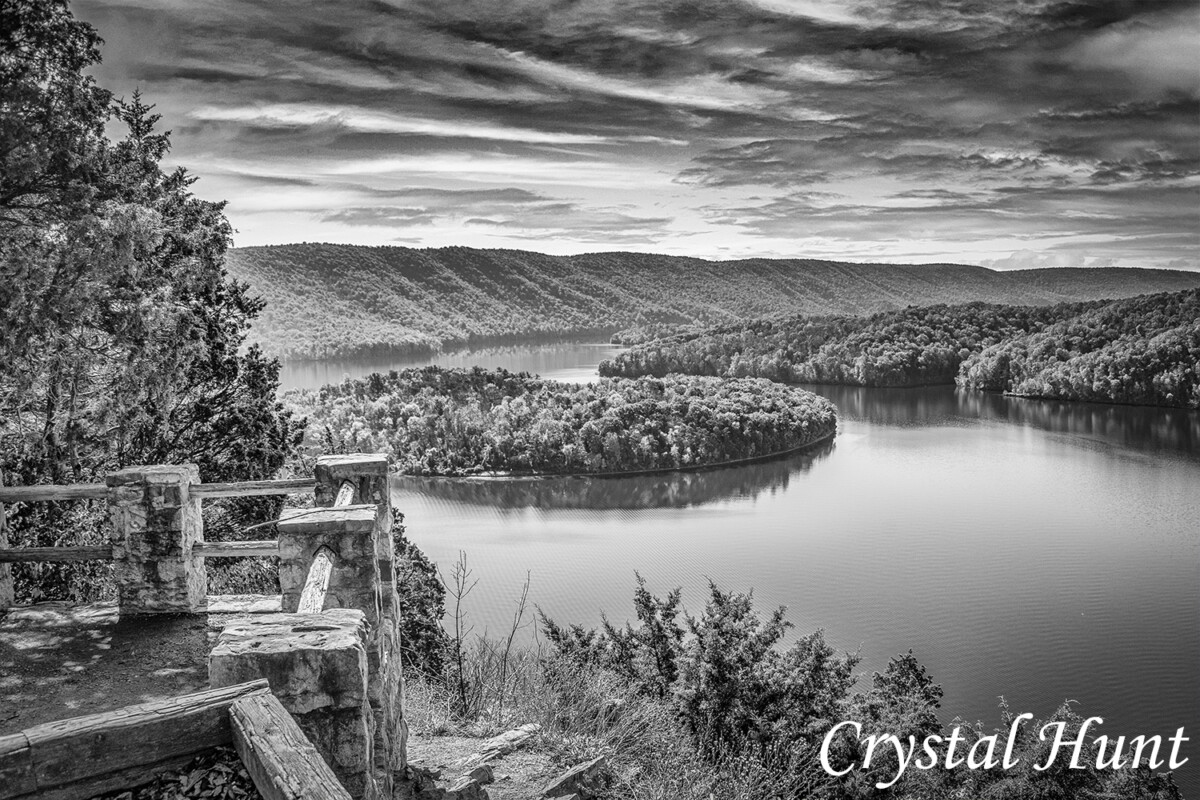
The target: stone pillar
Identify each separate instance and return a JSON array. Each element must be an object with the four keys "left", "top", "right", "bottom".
[
  {"left": 314, "top": 455, "right": 407, "bottom": 786},
  {"left": 210, "top": 609, "right": 377, "bottom": 799},
  {"left": 106, "top": 464, "right": 205, "bottom": 615},
  {"left": 278, "top": 506, "right": 380, "bottom": 622},
  {"left": 315, "top": 454, "right": 397, "bottom": 624}
]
